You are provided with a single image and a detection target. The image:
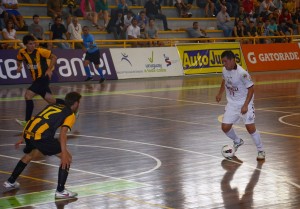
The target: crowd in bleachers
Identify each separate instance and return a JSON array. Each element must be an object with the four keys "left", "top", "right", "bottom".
[{"left": 0, "top": 0, "right": 299, "bottom": 49}]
